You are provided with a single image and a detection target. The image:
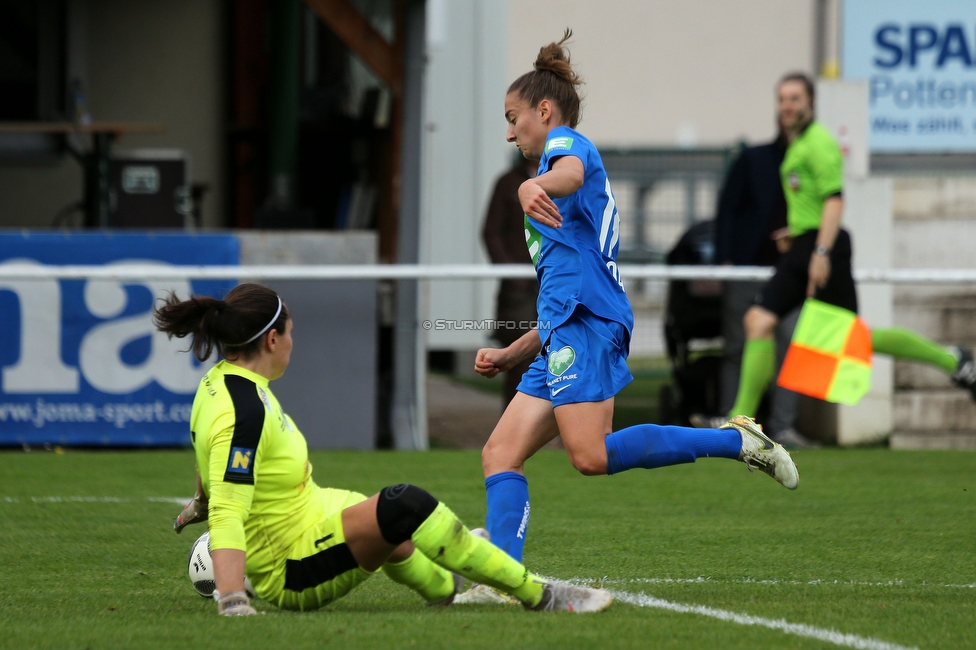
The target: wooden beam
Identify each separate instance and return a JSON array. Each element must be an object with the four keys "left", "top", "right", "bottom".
[{"left": 302, "top": 0, "right": 400, "bottom": 93}]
